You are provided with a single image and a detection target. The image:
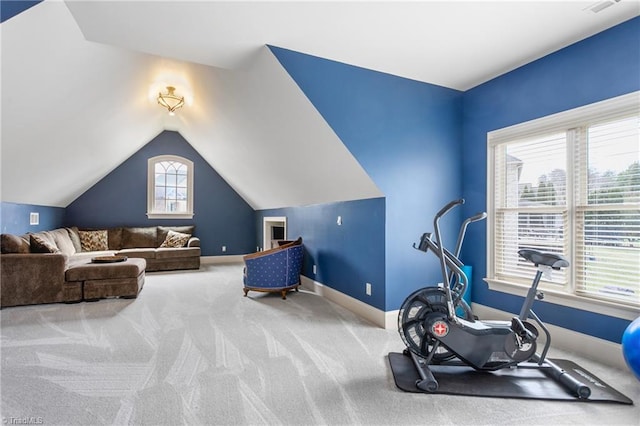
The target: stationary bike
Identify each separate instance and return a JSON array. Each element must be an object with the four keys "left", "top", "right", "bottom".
[{"left": 398, "top": 199, "right": 591, "bottom": 398}]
